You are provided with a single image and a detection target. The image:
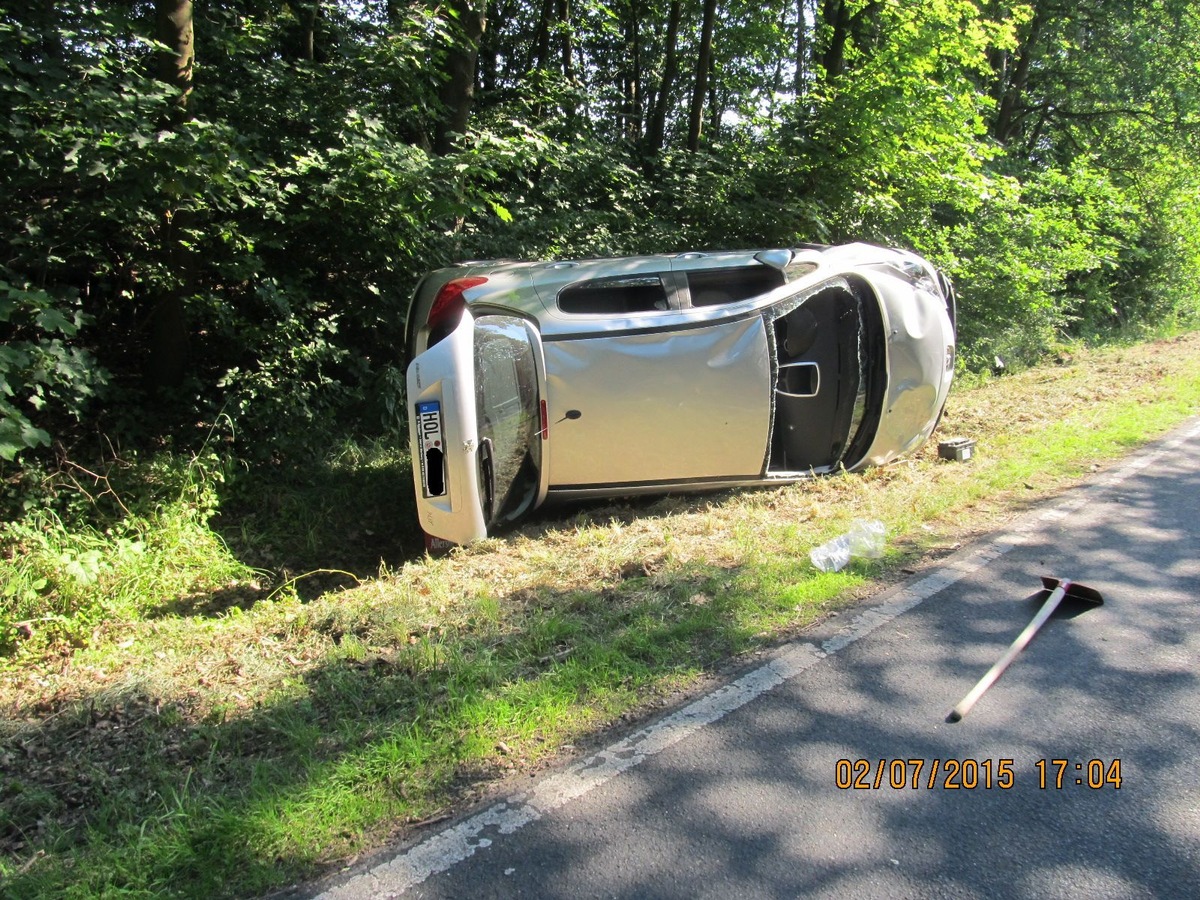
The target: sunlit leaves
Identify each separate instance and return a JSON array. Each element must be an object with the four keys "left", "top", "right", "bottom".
[{"left": 1, "top": 0, "right": 1199, "bottom": 475}]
